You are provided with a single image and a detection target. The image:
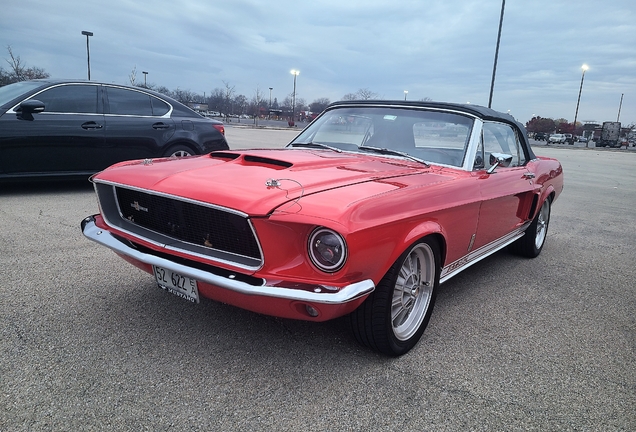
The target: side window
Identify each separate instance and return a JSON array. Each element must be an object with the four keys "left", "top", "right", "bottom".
[
  {"left": 34, "top": 85, "right": 98, "bottom": 114},
  {"left": 482, "top": 122, "right": 526, "bottom": 167},
  {"left": 516, "top": 133, "right": 527, "bottom": 166},
  {"left": 150, "top": 97, "right": 170, "bottom": 116},
  {"left": 107, "top": 87, "right": 153, "bottom": 116}
]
